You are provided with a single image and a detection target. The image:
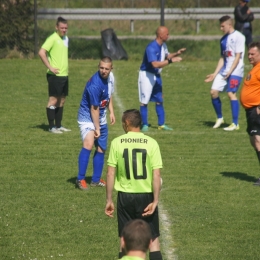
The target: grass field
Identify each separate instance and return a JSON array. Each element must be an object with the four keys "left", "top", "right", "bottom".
[{"left": 1, "top": 57, "right": 260, "bottom": 260}]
